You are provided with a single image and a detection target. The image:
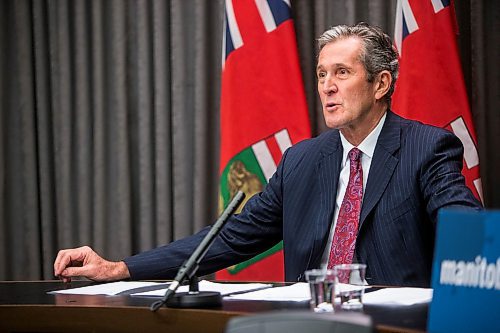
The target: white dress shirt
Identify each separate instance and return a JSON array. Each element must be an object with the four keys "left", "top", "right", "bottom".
[{"left": 320, "top": 112, "right": 387, "bottom": 268}]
